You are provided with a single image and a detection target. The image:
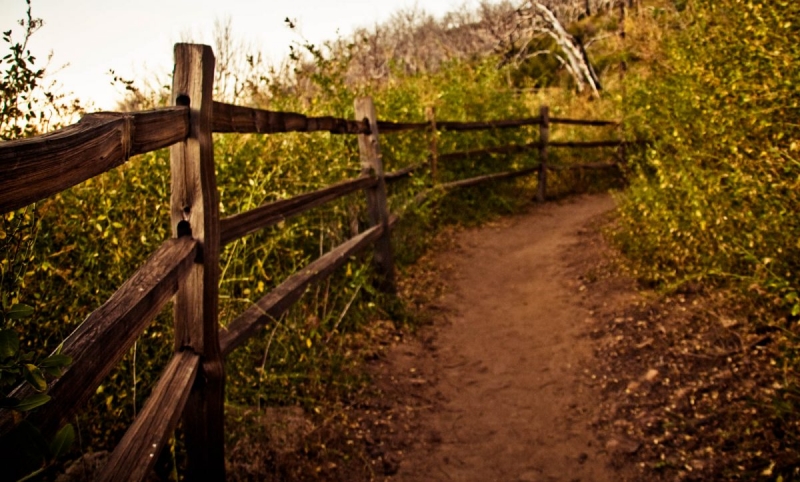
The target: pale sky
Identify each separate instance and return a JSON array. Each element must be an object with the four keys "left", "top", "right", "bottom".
[{"left": 1, "top": 0, "right": 476, "bottom": 110}]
